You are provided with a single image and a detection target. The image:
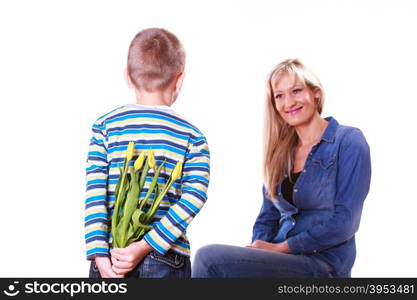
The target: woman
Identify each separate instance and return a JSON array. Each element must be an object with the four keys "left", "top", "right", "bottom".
[{"left": 192, "top": 59, "right": 371, "bottom": 278}]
